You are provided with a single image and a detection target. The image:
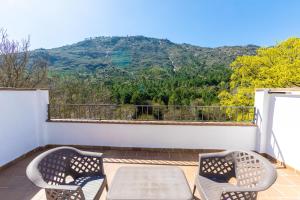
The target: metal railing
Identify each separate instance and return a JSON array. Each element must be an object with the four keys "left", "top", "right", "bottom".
[{"left": 48, "top": 104, "right": 256, "bottom": 123}]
